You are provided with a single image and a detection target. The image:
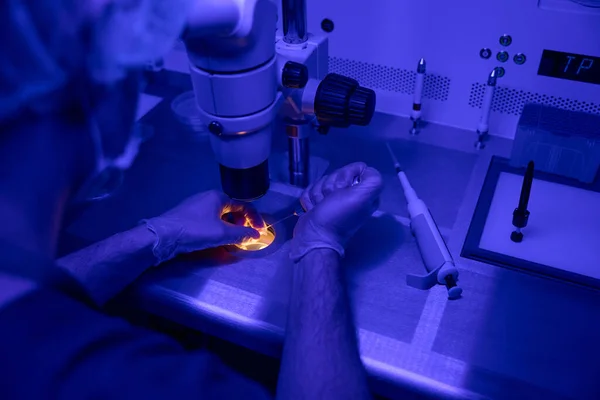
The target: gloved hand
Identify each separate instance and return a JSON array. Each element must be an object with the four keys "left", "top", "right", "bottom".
[
  {"left": 289, "top": 162, "right": 383, "bottom": 263},
  {"left": 142, "top": 190, "right": 264, "bottom": 265}
]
